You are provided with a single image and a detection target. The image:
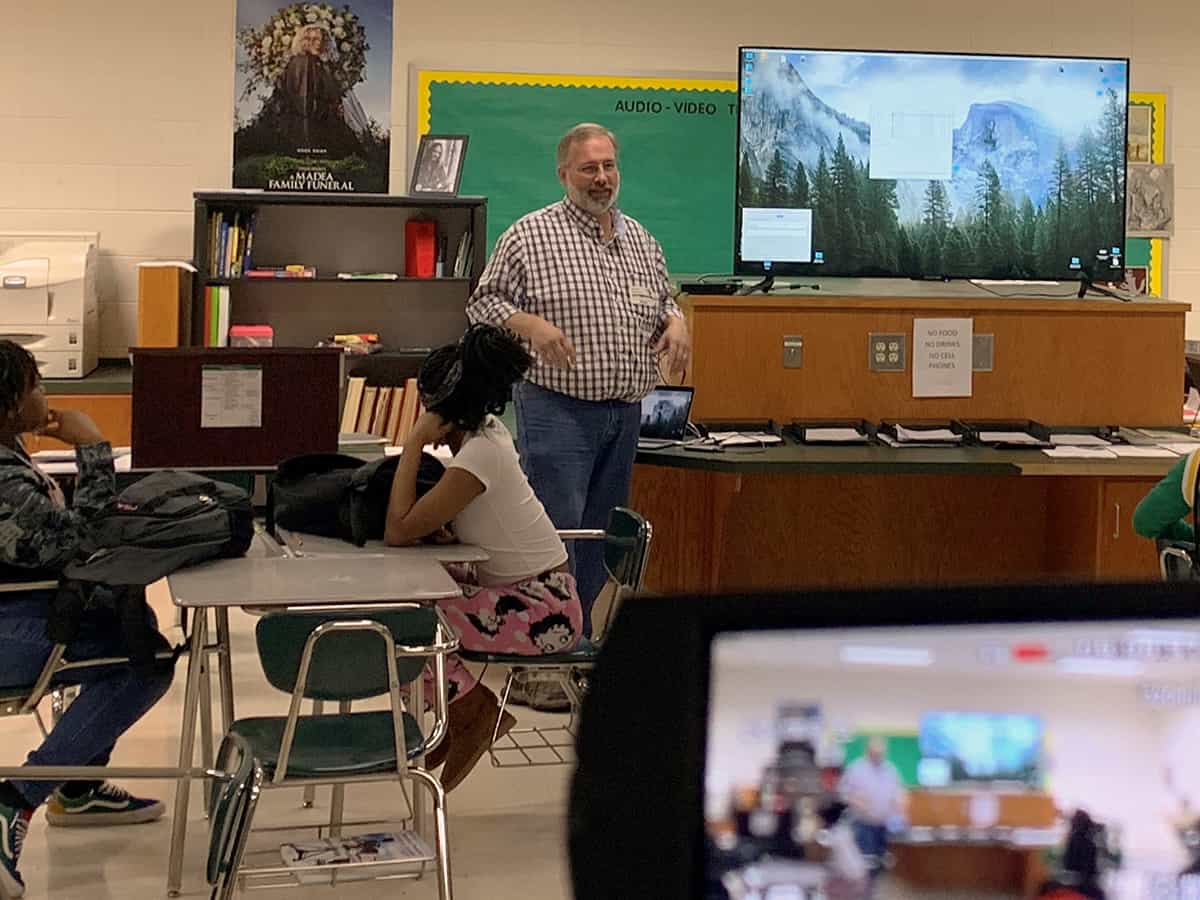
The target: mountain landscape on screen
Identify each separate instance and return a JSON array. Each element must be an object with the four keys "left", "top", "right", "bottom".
[{"left": 738, "top": 51, "right": 1128, "bottom": 279}]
